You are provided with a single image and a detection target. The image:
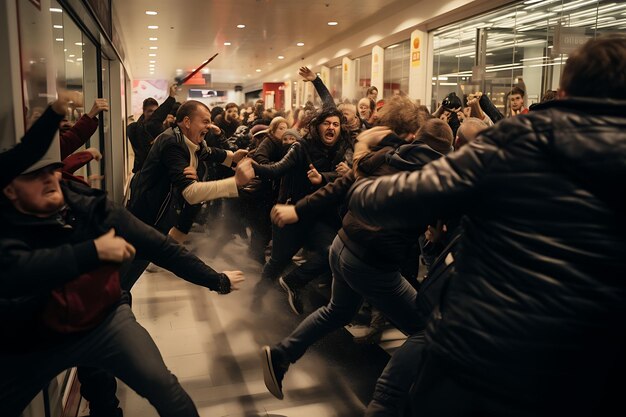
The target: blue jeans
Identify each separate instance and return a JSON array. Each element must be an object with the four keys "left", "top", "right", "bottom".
[
  {"left": 276, "top": 235, "right": 423, "bottom": 363},
  {"left": 365, "top": 331, "right": 426, "bottom": 417},
  {"left": 0, "top": 304, "right": 198, "bottom": 417}
]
